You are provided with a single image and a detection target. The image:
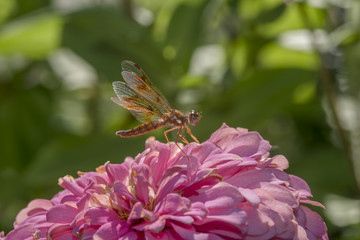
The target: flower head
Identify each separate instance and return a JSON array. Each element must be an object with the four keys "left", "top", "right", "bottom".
[{"left": 2, "top": 123, "right": 328, "bottom": 239}]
